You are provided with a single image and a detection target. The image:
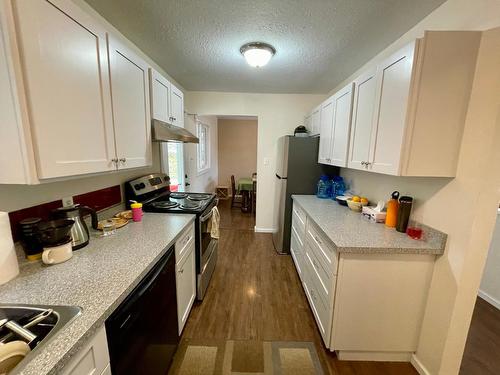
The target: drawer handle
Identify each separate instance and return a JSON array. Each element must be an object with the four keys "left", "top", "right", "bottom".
[{"left": 178, "top": 268, "right": 184, "bottom": 274}]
